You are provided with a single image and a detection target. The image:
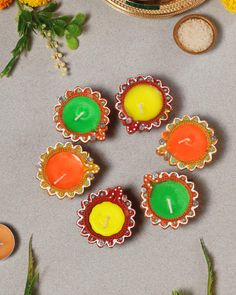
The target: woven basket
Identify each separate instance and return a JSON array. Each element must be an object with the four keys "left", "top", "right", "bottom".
[{"left": 104, "top": 0, "right": 207, "bottom": 18}]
